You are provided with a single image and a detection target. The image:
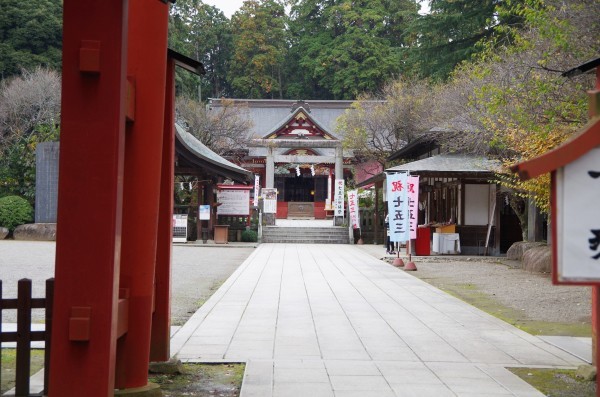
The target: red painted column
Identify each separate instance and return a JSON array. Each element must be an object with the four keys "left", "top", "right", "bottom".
[
  {"left": 150, "top": 57, "right": 176, "bottom": 362},
  {"left": 115, "top": 0, "right": 169, "bottom": 389},
  {"left": 49, "top": 1, "right": 127, "bottom": 396}
]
